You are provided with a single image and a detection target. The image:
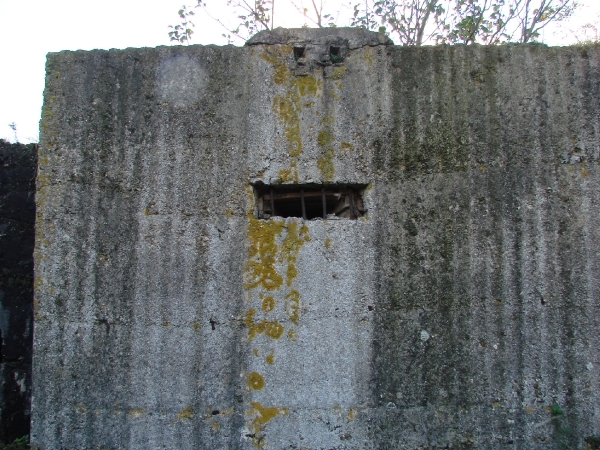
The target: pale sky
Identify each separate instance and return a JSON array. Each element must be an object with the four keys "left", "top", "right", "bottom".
[{"left": 0, "top": 0, "right": 598, "bottom": 143}]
